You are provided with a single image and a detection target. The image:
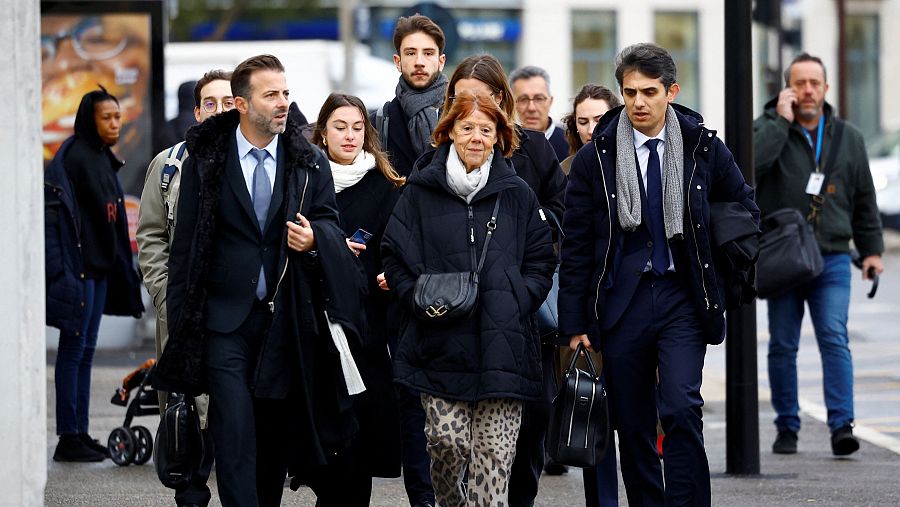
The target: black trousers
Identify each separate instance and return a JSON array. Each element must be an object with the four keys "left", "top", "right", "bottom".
[
  {"left": 508, "top": 342, "right": 556, "bottom": 507},
  {"left": 205, "top": 304, "right": 289, "bottom": 507},
  {"left": 602, "top": 273, "right": 710, "bottom": 507}
]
